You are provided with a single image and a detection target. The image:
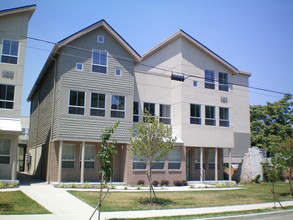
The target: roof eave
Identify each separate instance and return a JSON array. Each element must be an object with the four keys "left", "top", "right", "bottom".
[{"left": 0, "top": 5, "right": 36, "bottom": 20}]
